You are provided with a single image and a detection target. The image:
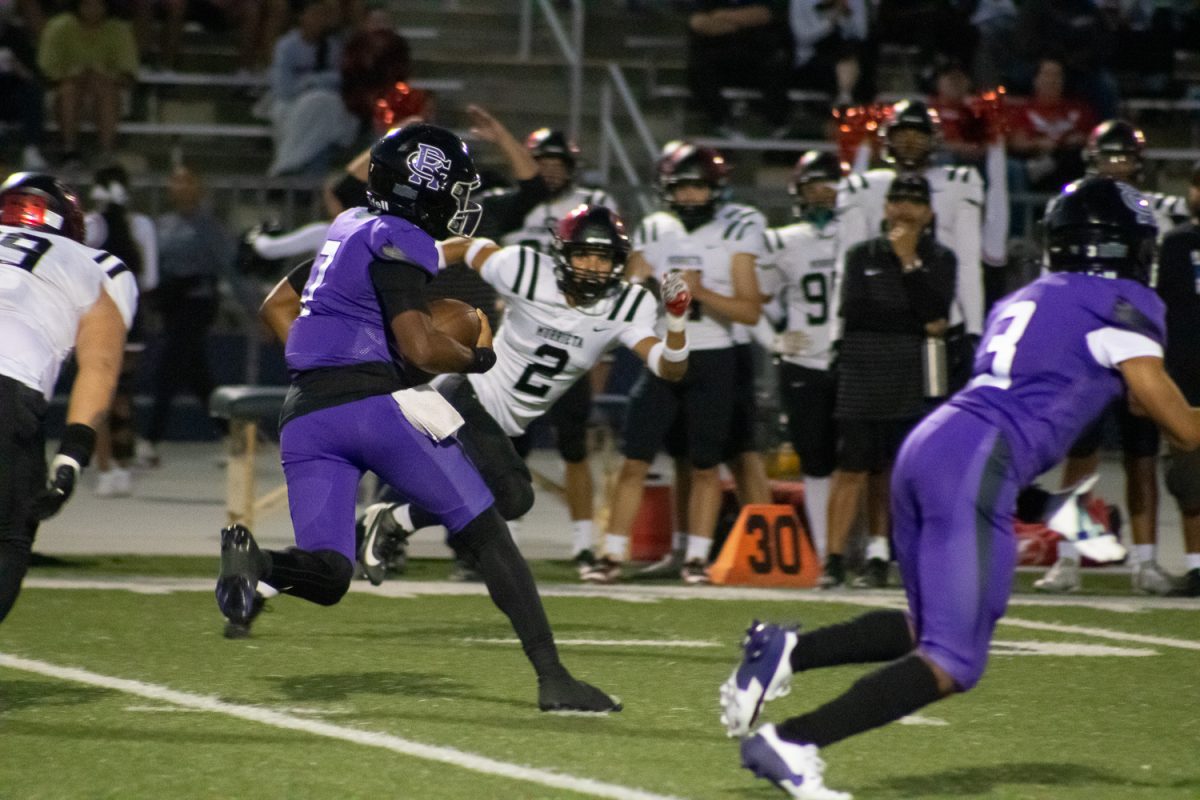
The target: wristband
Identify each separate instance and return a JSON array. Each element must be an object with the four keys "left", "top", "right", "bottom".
[
  {"left": 469, "top": 346, "right": 497, "bottom": 373},
  {"left": 464, "top": 237, "right": 497, "bottom": 267},
  {"left": 666, "top": 312, "right": 687, "bottom": 333},
  {"left": 58, "top": 423, "right": 96, "bottom": 469},
  {"left": 661, "top": 340, "right": 689, "bottom": 362}
]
